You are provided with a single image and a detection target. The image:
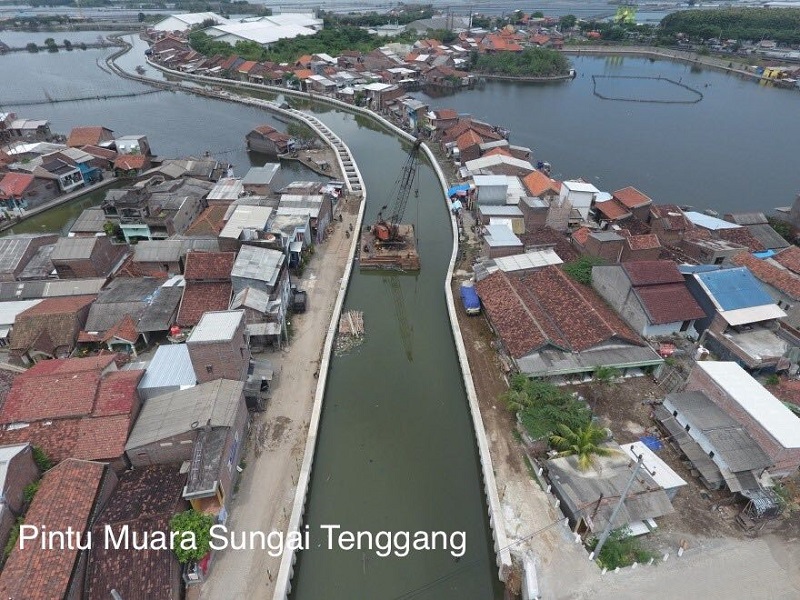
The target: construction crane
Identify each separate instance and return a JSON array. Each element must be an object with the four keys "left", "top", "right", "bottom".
[
  {"left": 372, "top": 139, "right": 422, "bottom": 244},
  {"left": 383, "top": 276, "right": 413, "bottom": 362}
]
